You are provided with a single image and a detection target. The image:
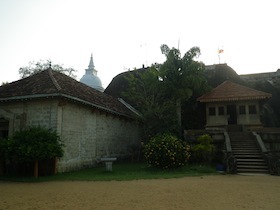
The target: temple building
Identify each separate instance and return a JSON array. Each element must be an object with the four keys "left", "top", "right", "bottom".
[
  {"left": 0, "top": 69, "right": 141, "bottom": 173},
  {"left": 80, "top": 54, "right": 104, "bottom": 92},
  {"left": 197, "top": 80, "right": 272, "bottom": 130}
]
